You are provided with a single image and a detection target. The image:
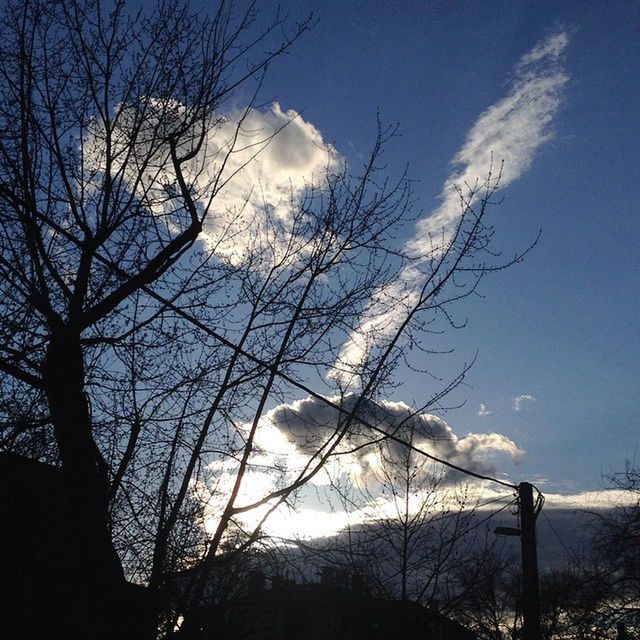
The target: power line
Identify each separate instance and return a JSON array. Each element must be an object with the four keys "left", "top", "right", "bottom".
[
  {"left": 540, "top": 508, "right": 574, "bottom": 559},
  {"left": 70, "top": 238, "right": 519, "bottom": 490},
  {"left": 137, "top": 278, "right": 518, "bottom": 488},
  {"left": 464, "top": 496, "right": 520, "bottom": 538}
]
